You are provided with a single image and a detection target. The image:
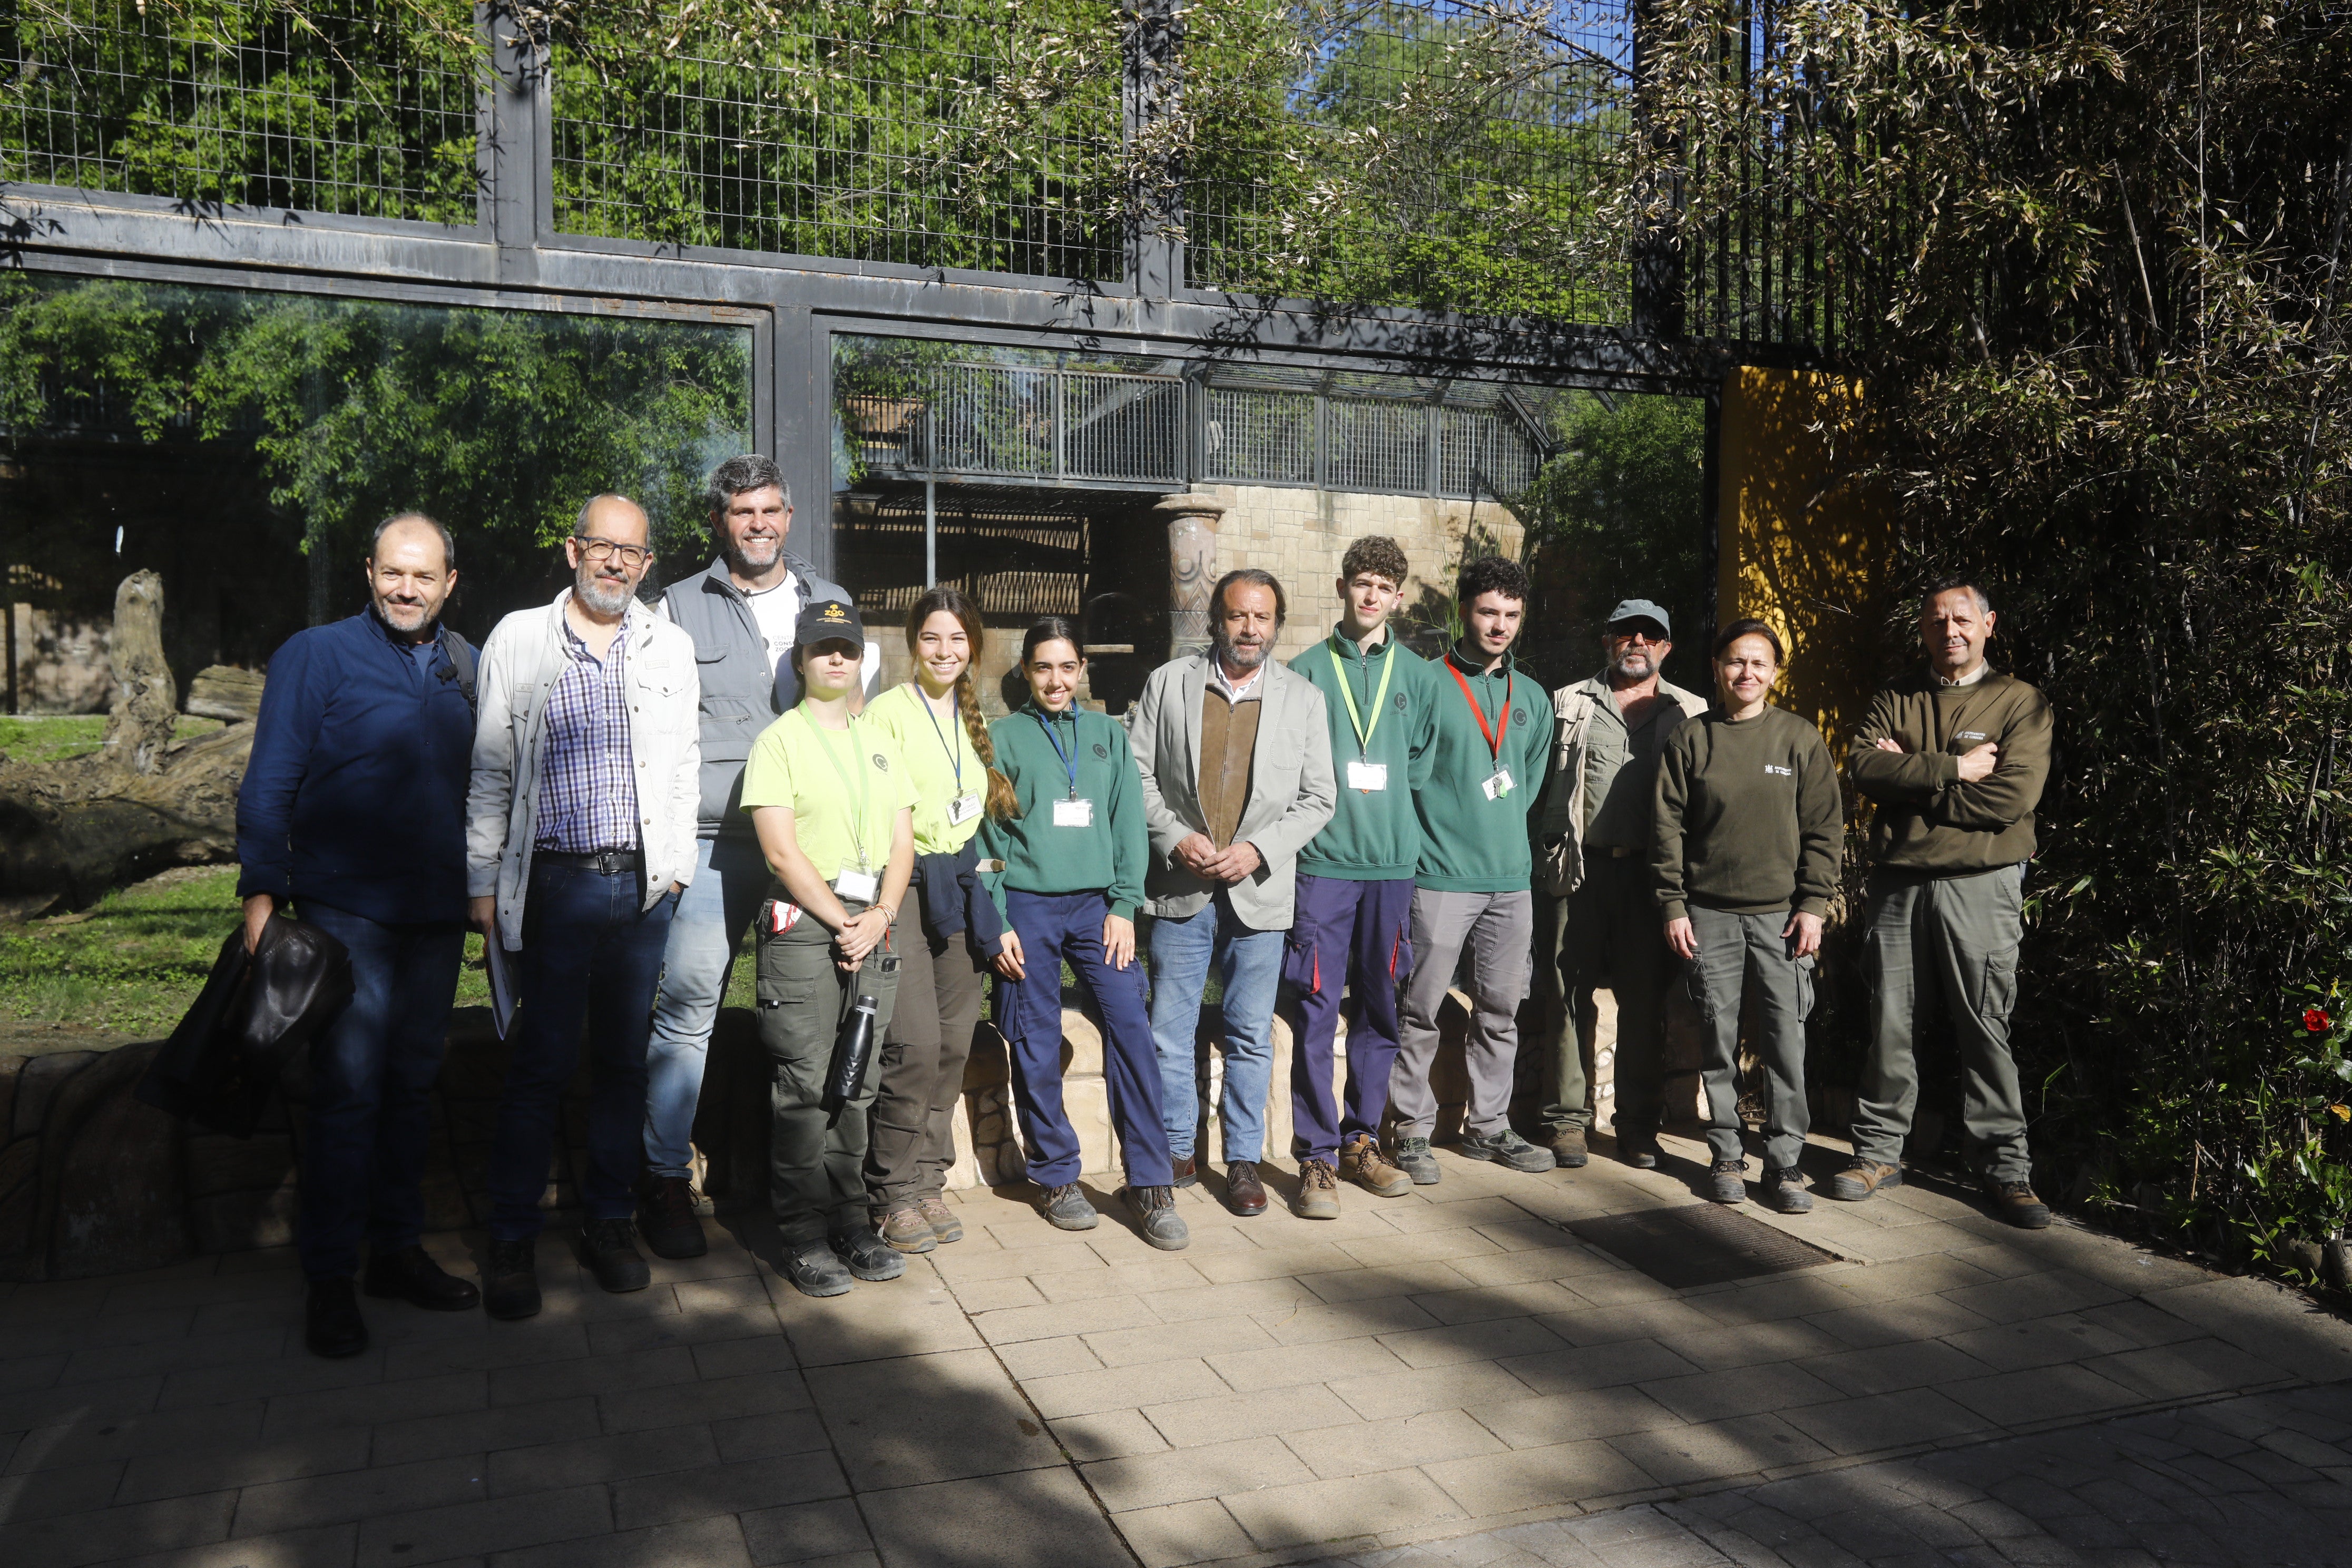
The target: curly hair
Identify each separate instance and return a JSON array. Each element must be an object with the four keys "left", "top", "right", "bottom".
[
  {"left": 1339, "top": 536, "right": 1410, "bottom": 589},
  {"left": 1455, "top": 554, "right": 1530, "bottom": 607}
]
